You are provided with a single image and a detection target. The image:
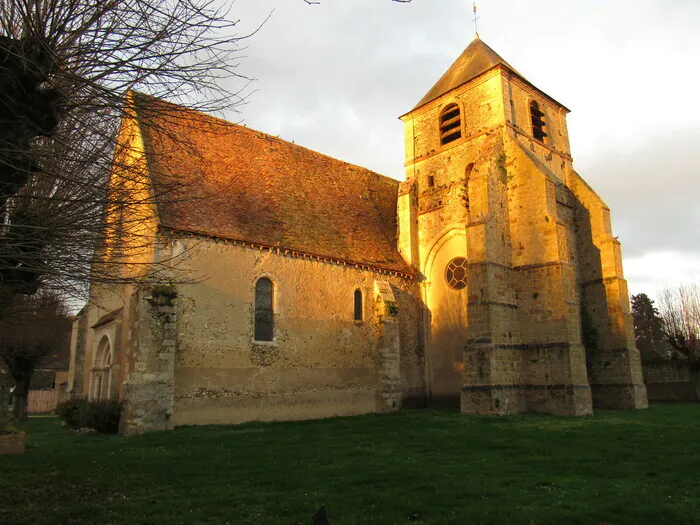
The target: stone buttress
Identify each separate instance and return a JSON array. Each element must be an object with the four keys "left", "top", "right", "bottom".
[{"left": 120, "top": 285, "right": 178, "bottom": 435}]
